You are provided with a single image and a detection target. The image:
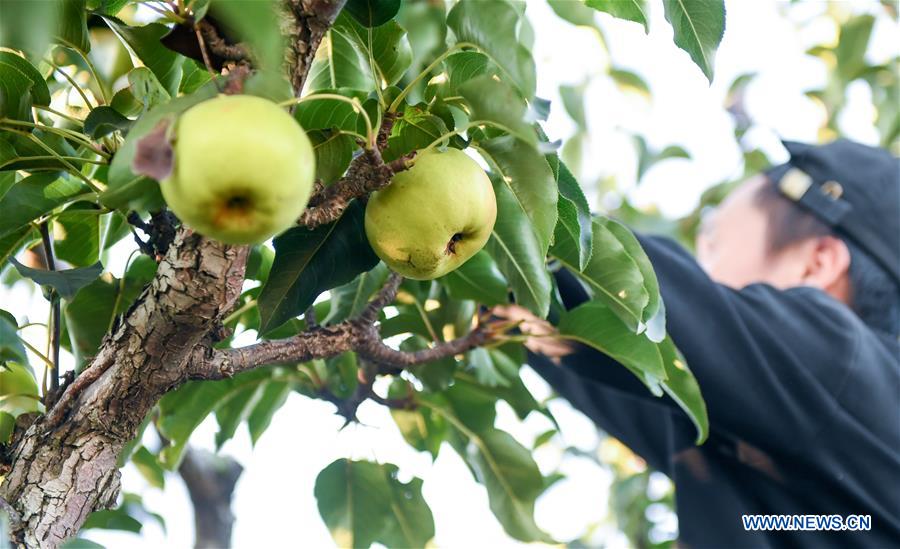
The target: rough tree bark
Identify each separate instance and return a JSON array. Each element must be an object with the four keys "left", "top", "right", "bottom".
[{"left": 0, "top": 231, "right": 248, "bottom": 547}]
